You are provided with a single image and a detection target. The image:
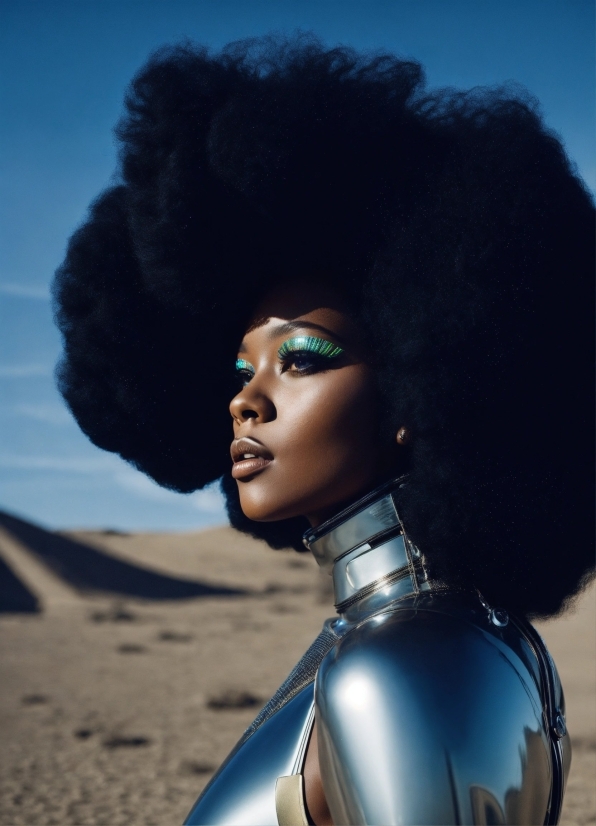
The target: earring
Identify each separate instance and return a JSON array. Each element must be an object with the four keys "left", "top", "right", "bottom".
[{"left": 397, "top": 427, "right": 409, "bottom": 445}]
